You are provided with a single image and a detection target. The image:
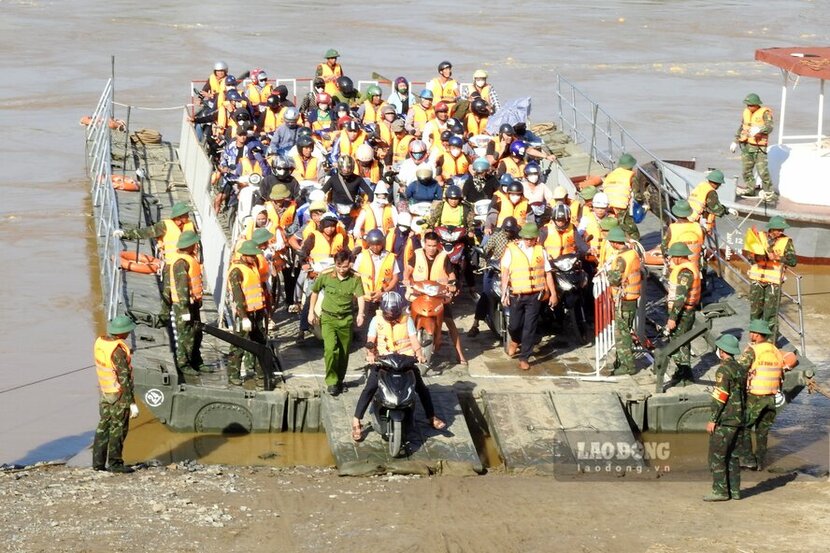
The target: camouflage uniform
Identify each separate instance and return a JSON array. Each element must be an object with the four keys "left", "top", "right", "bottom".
[
  {"left": 735, "top": 344, "right": 779, "bottom": 469},
  {"left": 92, "top": 343, "right": 133, "bottom": 470},
  {"left": 708, "top": 356, "right": 746, "bottom": 498},
  {"left": 667, "top": 267, "right": 696, "bottom": 381},
  {"left": 122, "top": 220, "right": 181, "bottom": 325},
  {"left": 171, "top": 258, "right": 204, "bottom": 373},
  {"left": 749, "top": 237, "right": 797, "bottom": 341},
  {"left": 228, "top": 267, "right": 267, "bottom": 383},
  {"left": 735, "top": 109, "right": 774, "bottom": 195},
  {"left": 606, "top": 253, "right": 637, "bottom": 374},
  {"left": 615, "top": 209, "right": 640, "bottom": 241}
]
